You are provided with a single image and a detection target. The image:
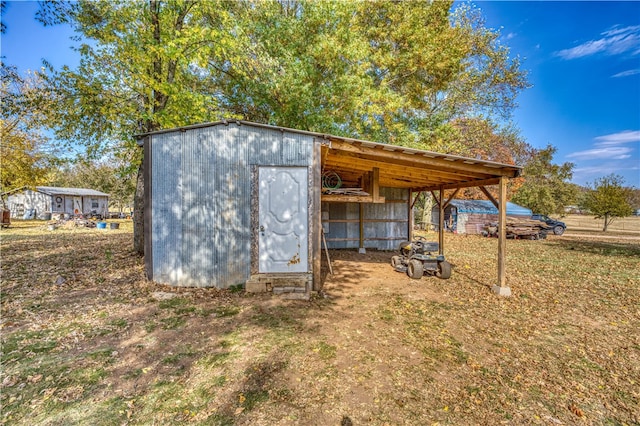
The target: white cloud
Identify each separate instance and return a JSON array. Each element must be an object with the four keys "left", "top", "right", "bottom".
[
  {"left": 555, "top": 25, "right": 640, "bottom": 60},
  {"left": 594, "top": 130, "right": 640, "bottom": 145},
  {"left": 612, "top": 69, "right": 640, "bottom": 78},
  {"left": 602, "top": 25, "right": 640, "bottom": 38},
  {"left": 567, "top": 146, "right": 633, "bottom": 160},
  {"left": 573, "top": 162, "right": 639, "bottom": 177}
]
